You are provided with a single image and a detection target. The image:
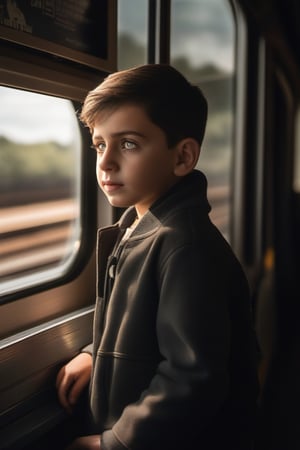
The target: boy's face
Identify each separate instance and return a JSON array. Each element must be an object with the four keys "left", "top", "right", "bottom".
[{"left": 92, "top": 104, "right": 180, "bottom": 217}]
